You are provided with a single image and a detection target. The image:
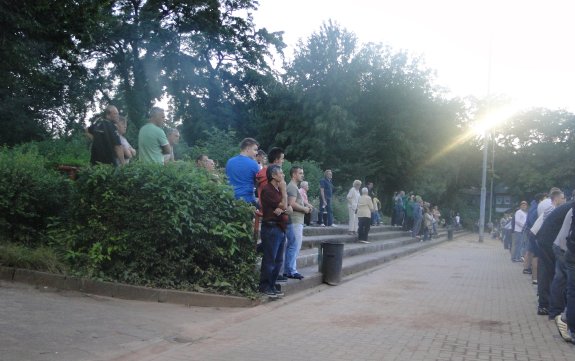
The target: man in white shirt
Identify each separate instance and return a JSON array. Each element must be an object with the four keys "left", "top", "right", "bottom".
[{"left": 511, "top": 201, "right": 528, "bottom": 262}]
